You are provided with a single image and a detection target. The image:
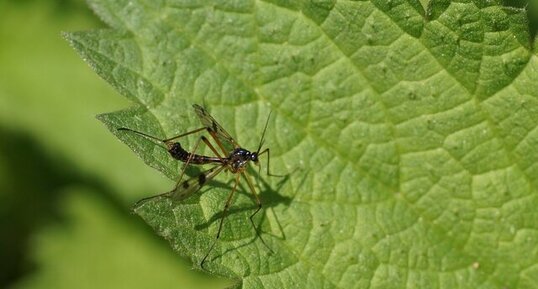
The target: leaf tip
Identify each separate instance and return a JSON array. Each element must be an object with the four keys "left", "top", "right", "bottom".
[{"left": 61, "top": 31, "right": 82, "bottom": 48}]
